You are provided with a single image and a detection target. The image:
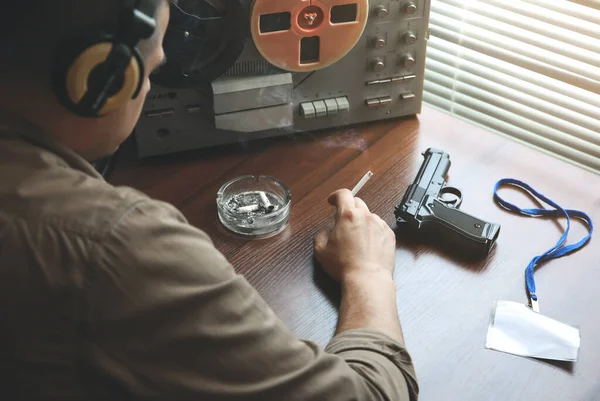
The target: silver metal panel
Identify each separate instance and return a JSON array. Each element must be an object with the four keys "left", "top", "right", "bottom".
[
  {"left": 212, "top": 73, "right": 293, "bottom": 115},
  {"left": 135, "top": 0, "right": 432, "bottom": 157},
  {"left": 214, "top": 104, "right": 293, "bottom": 133}
]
